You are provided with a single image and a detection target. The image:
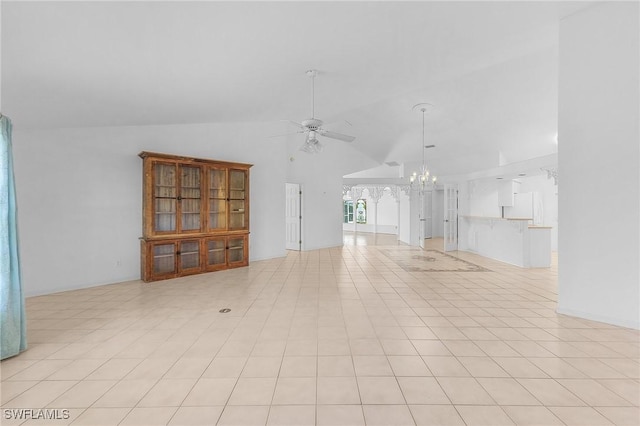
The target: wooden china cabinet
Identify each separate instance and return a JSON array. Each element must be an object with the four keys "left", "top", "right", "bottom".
[{"left": 139, "top": 151, "right": 252, "bottom": 282}]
